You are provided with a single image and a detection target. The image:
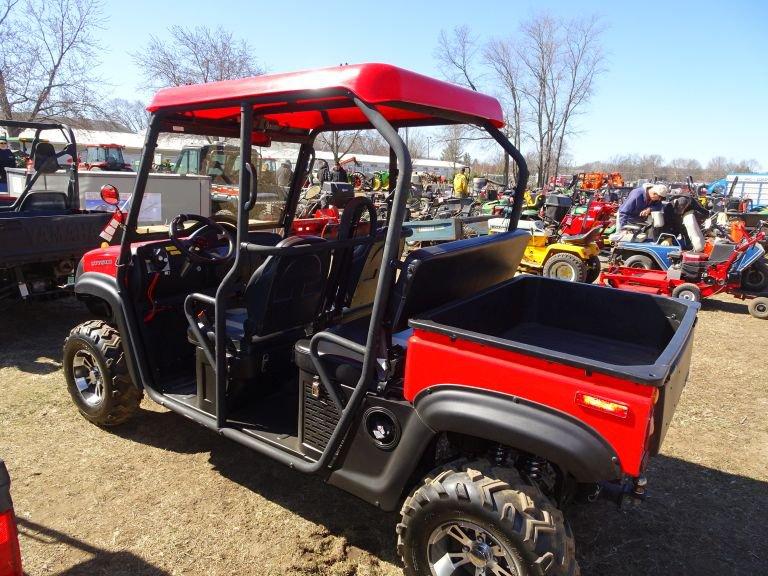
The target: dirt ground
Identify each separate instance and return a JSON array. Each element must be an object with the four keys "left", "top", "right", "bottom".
[{"left": 1, "top": 294, "right": 766, "bottom": 576}]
